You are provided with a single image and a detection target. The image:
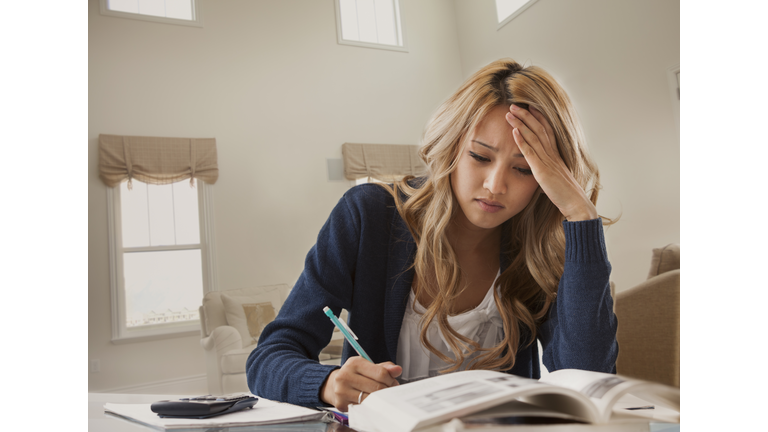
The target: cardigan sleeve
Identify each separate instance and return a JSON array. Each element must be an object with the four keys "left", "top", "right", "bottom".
[
  {"left": 245, "top": 190, "right": 363, "bottom": 407},
  {"left": 538, "top": 218, "right": 619, "bottom": 374}
]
